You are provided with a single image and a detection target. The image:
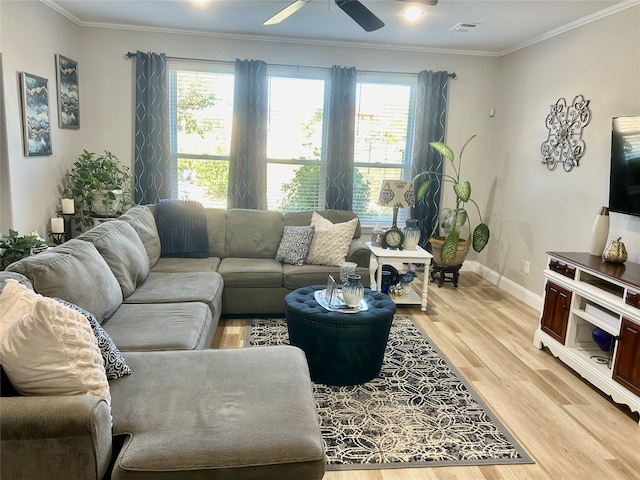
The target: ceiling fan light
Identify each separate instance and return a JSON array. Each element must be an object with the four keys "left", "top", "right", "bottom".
[{"left": 403, "top": 6, "right": 425, "bottom": 22}]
